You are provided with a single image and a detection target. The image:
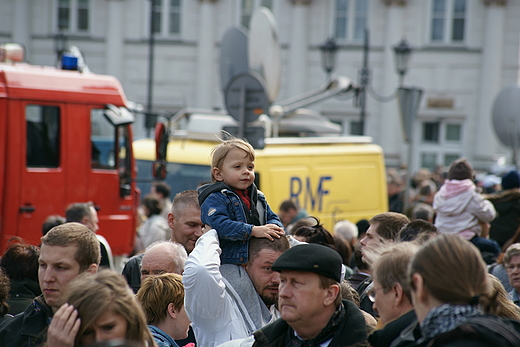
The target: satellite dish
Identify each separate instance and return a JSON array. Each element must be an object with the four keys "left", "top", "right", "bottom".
[
  {"left": 492, "top": 85, "right": 520, "bottom": 148},
  {"left": 224, "top": 72, "right": 269, "bottom": 125},
  {"left": 219, "top": 26, "right": 249, "bottom": 92},
  {"left": 248, "top": 8, "right": 281, "bottom": 103}
]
